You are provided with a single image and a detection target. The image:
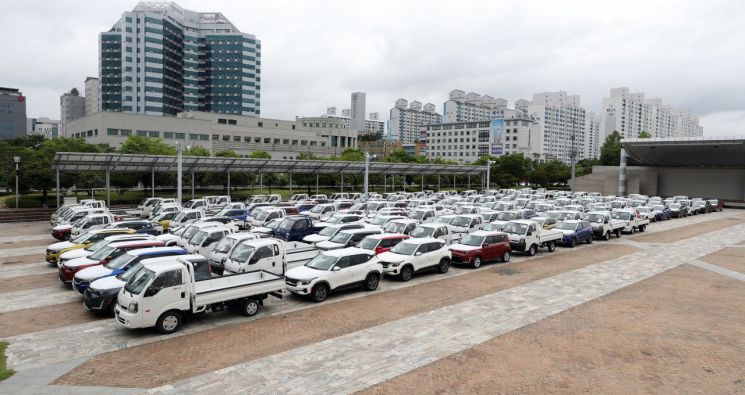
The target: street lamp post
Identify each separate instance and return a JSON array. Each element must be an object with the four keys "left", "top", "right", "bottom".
[
  {"left": 13, "top": 156, "right": 20, "bottom": 208},
  {"left": 485, "top": 160, "right": 495, "bottom": 193},
  {"left": 176, "top": 143, "right": 183, "bottom": 205},
  {"left": 364, "top": 152, "right": 376, "bottom": 200}
]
